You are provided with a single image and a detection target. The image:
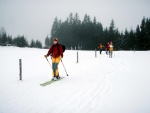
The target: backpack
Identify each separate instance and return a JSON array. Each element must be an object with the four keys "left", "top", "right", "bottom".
[{"left": 61, "top": 44, "right": 66, "bottom": 52}]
